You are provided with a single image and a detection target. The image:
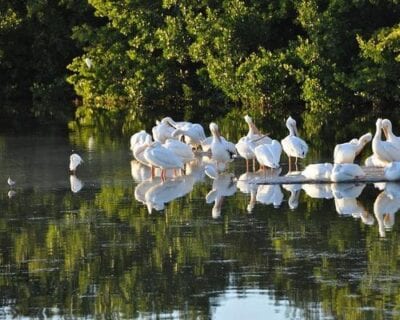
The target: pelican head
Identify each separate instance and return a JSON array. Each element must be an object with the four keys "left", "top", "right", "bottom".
[
  {"left": 209, "top": 122, "right": 221, "bottom": 139},
  {"left": 286, "top": 116, "right": 299, "bottom": 136},
  {"left": 161, "top": 117, "right": 176, "bottom": 128},
  {"left": 244, "top": 115, "right": 252, "bottom": 124},
  {"left": 382, "top": 119, "right": 392, "bottom": 139}
]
